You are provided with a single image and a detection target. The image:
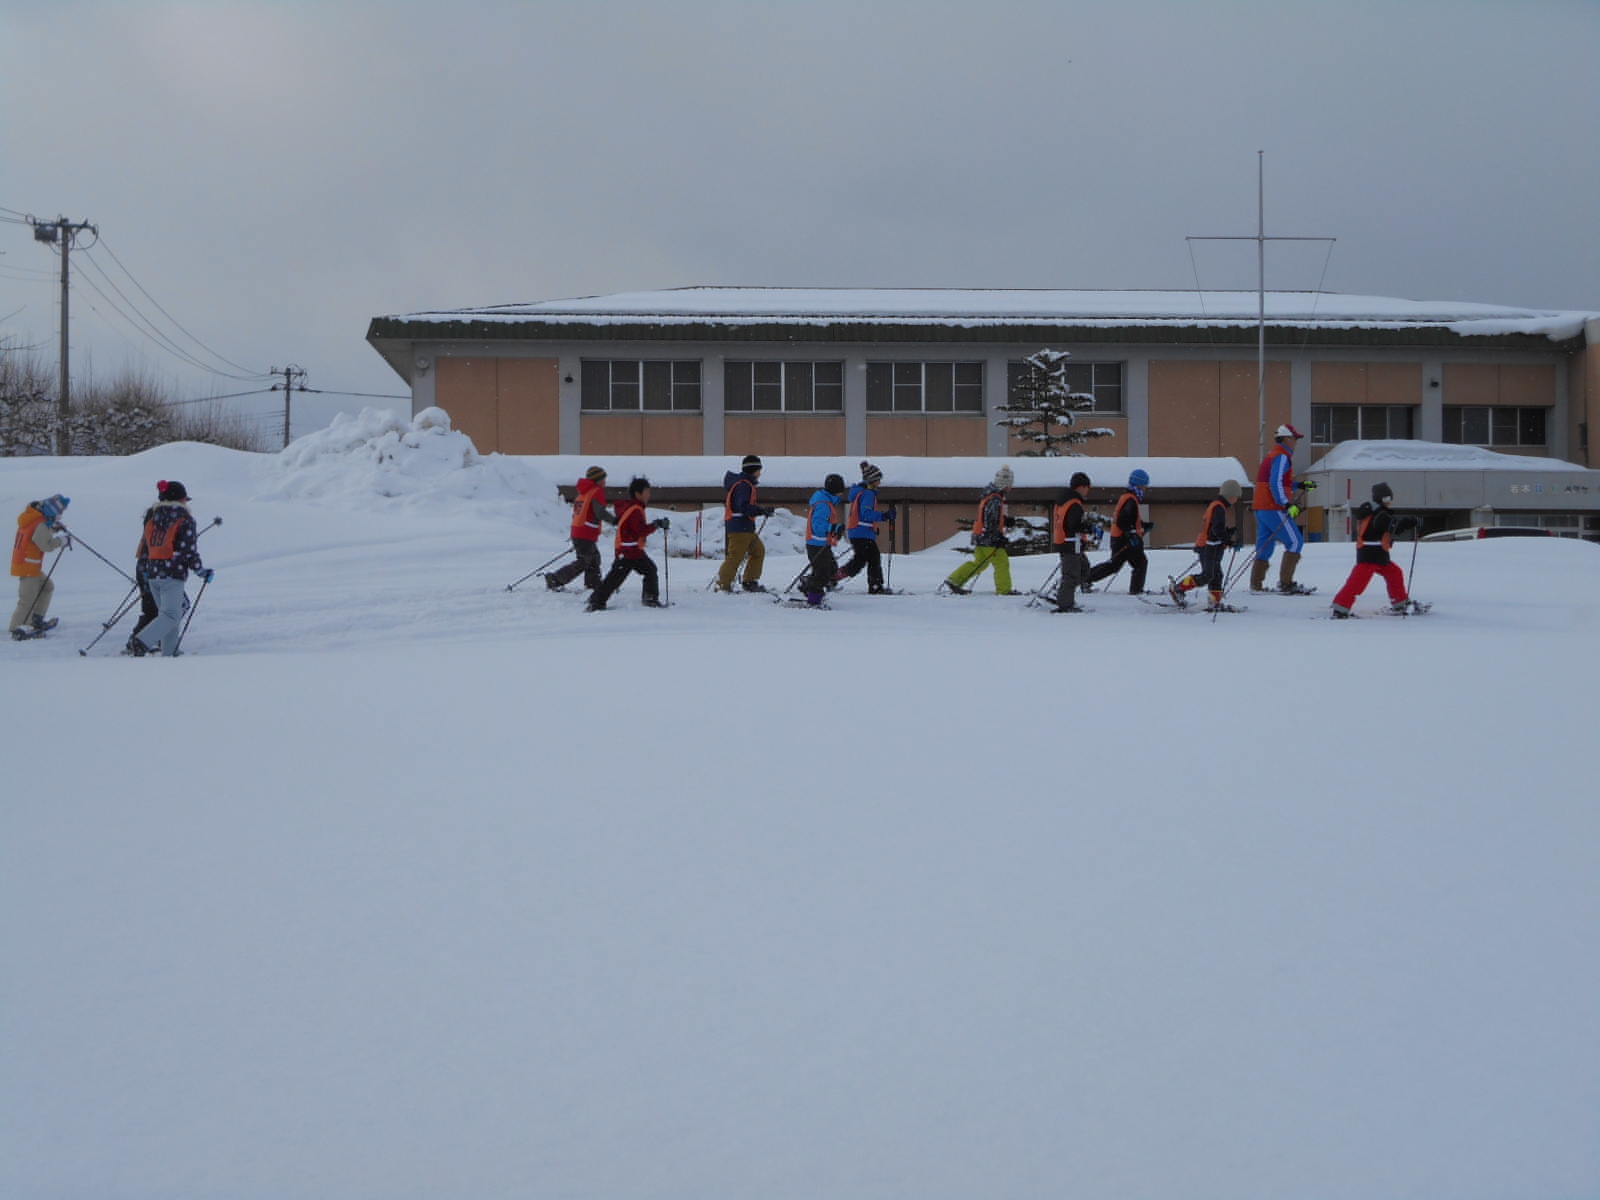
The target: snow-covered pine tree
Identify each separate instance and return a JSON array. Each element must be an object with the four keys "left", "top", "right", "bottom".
[{"left": 994, "top": 348, "right": 1114, "bottom": 457}]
